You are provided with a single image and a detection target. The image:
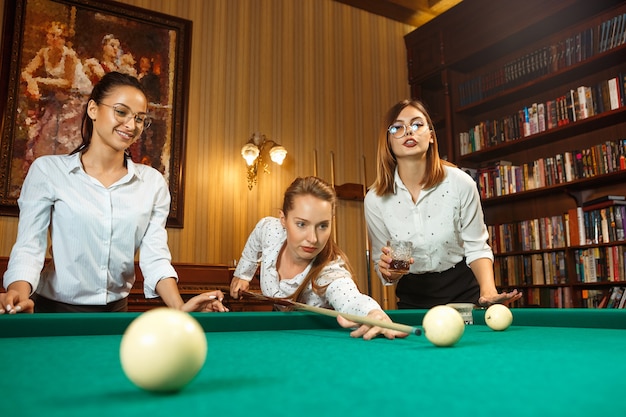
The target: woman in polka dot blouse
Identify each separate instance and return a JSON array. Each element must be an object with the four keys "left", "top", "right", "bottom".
[{"left": 231, "top": 176, "right": 406, "bottom": 340}]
